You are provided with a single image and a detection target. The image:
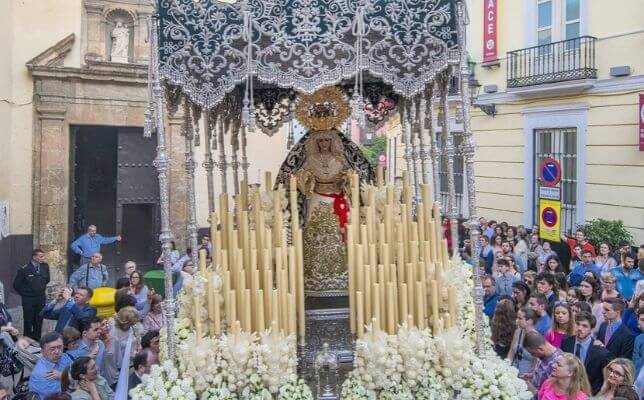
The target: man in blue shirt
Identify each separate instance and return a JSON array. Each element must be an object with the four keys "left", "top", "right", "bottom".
[
  {"left": 568, "top": 249, "right": 601, "bottom": 287},
  {"left": 479, "top": 235, "right": 495, "bottom": 274},
  {"left": 528, "top": 293, "right": 552, "bottom": 335},
  {"left": 68, "top": 317, "right": 106, "bottom": 374},
  {"left": 41, "top": 287, "right": 97, "bottom": 332},
  {"left": 29, "top": 331, "right": 73, "bottom": 399},
  {"left": 69, "top": 253, "right": 109, "bottom": 290},
  {"left": 483, "top": 275, "right": 498, "bottom": 319},
  {"left": 612, "top": 253, "right": 639, "bottom": 301},
  {"left": 71, "top": 225, "right": 121, "bottom": 265}
]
